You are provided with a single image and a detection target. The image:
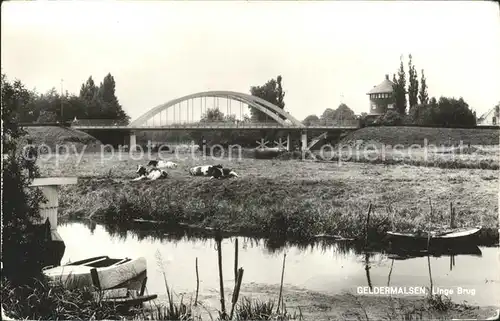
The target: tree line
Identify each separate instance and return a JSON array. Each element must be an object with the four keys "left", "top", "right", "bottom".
[
  {"left": 302, "top": 103, "right": 357, "bottom": 126},
  {"left": 5, "top": 73, "right": 130, "bottom": 125},
  {"left": 373, "top": 54, "right": 477, "bottom": 127}
]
